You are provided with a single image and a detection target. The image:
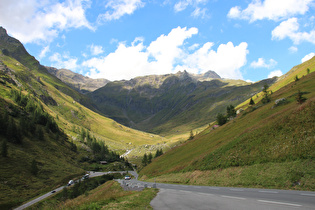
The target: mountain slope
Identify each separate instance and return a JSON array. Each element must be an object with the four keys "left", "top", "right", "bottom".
[
  {"left": 88, "top": 70, "right": 276, "bottom": 135},
  {"left": 0, "top": 27, "right": 166, "bottom": 208},
  {"left": 46, "top": 66, "right": 109, "bottom": 93},
  {"left": 139, "top": 63, "right": 315, "bottom": 190},
  {"left": 0, "top": 26, "right": 165, "bottom": 151}
]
